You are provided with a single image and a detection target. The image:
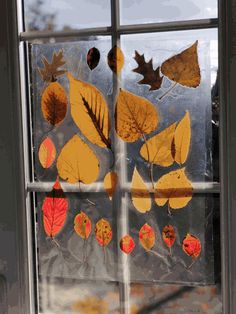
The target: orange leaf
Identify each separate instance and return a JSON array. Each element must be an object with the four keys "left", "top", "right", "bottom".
[
  {"left": 115, "top": 89, "right": 159, "bottom": 142},
  {"left": 38, "top": 137, "right": 56, "bottom": 168},
  {"left": 154, "top": 168, "right": 193, "bottom": 210},
  {"left": 41, "top": 82, "right": 68, "bottom": 126},
  {"left": 74, "top": 211, "right": 91, "bottom": 239},
  {"left": 120, "top": 235, "right": 135, "bottom": 254},
  {"left": 139, "top": 223, "right": 155, "bottom": 251},
  {"left": 174, "top": 111, "right": 191, "bottom": 165},
  {"left": 131, "top": 167, "right": 151, "bottom": 213},
  {"left": 161, "top": 41, "right": 201, "bottom": 88},
  {"left": 107, "top": 46, "right": 124, "bottom": 74},
  {"left": 182, "top": 234, "right": 201, "bottom": 258},
  {"left": 57, "top": 134, "right": 100, "bottom": 184},
  {"left": 104, "top": 171, "right": 118, "bottom": 200},
  {"left": 95, "top": 218, "right": 112, "bottom": 247},
  {"left": 162, "top": 225, "right": 176, "bottom": 248}
]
